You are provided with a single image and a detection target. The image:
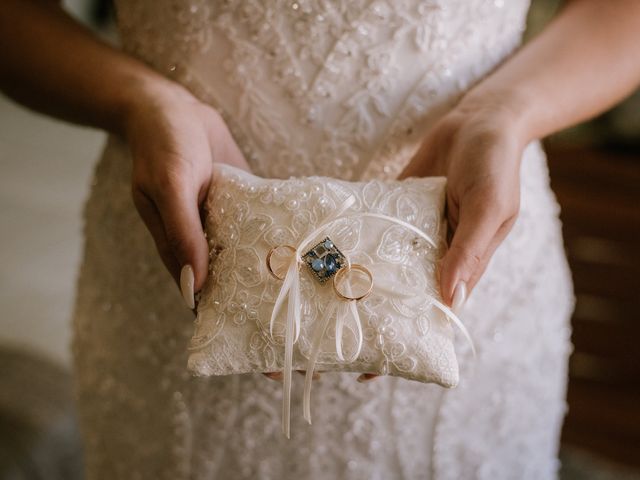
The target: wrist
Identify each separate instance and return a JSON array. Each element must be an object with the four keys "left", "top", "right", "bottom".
[
  {"left": 455, "top": 84, "right": 537, "bottom": 148},
  {"left": 116, "top": 72, "right": 193, "bottom": 139}
]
